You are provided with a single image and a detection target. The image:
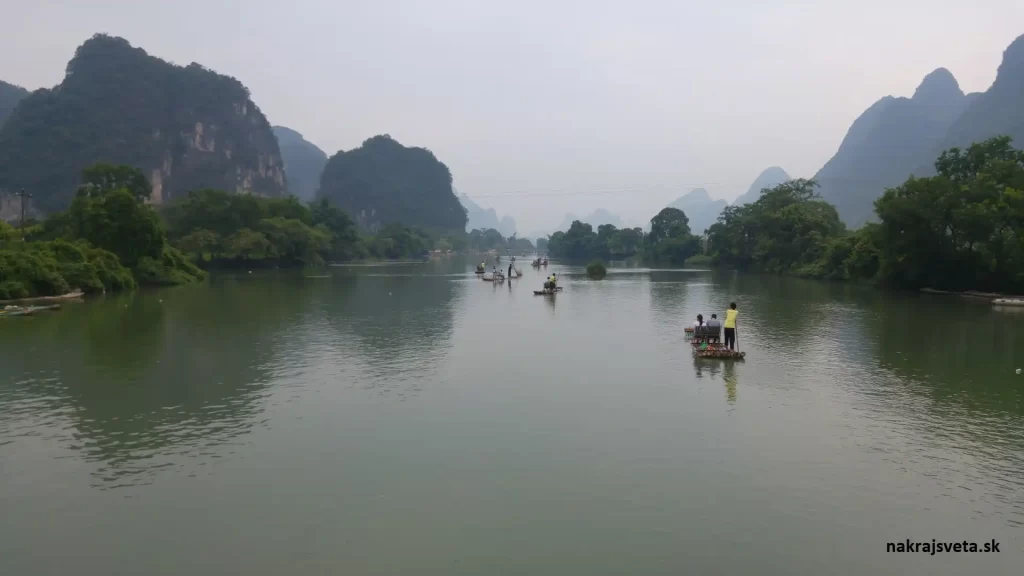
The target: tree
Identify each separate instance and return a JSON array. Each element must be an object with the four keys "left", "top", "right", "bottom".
[{"left": 648, "top": 208, "right": 691, "bottom": 245}]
